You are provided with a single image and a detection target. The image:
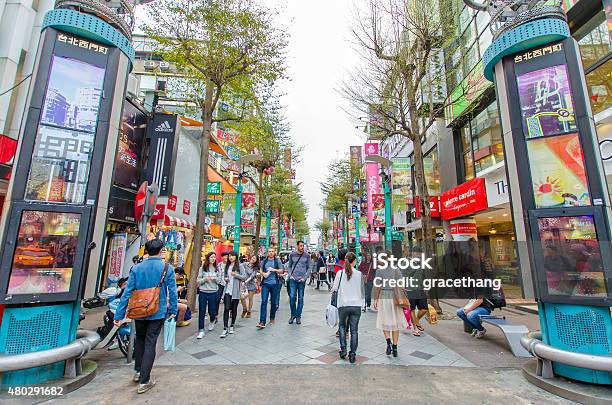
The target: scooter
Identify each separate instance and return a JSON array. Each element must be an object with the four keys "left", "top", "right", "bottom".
[{"left": 94, "top": 288, "right": 132, "bottom": 357}]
